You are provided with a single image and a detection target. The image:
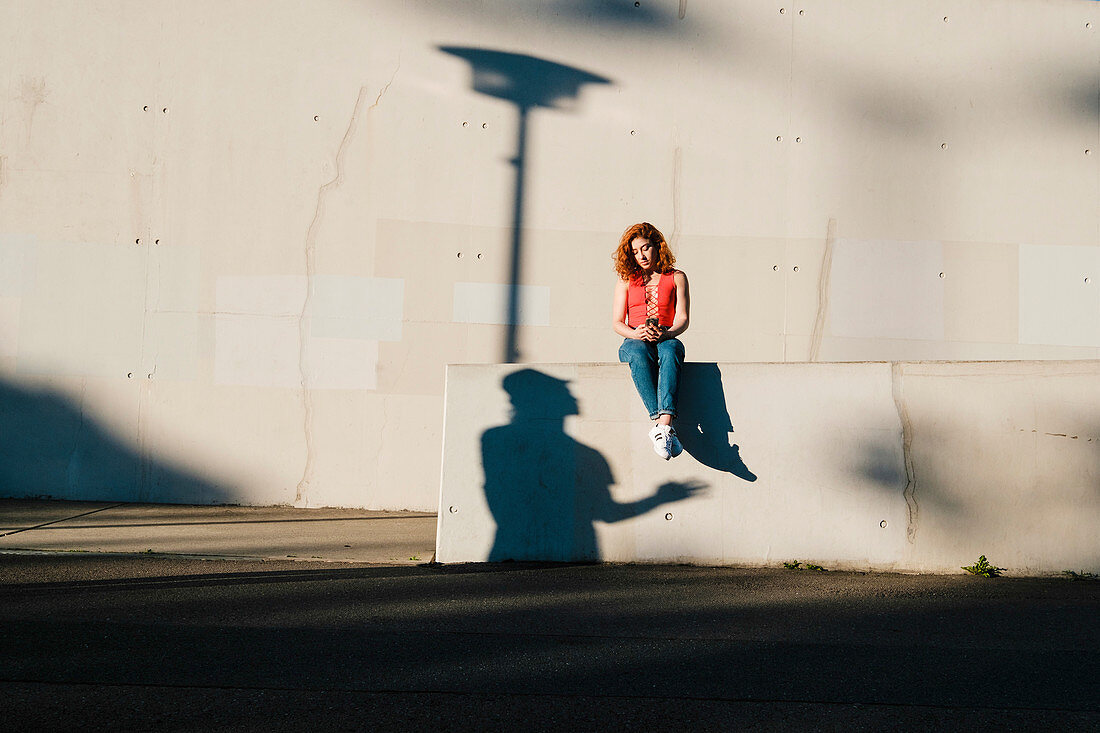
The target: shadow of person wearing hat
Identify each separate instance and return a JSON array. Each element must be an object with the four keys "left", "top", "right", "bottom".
[{"left": 482, "top": 368, "right": 706, "bottom": 562}]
